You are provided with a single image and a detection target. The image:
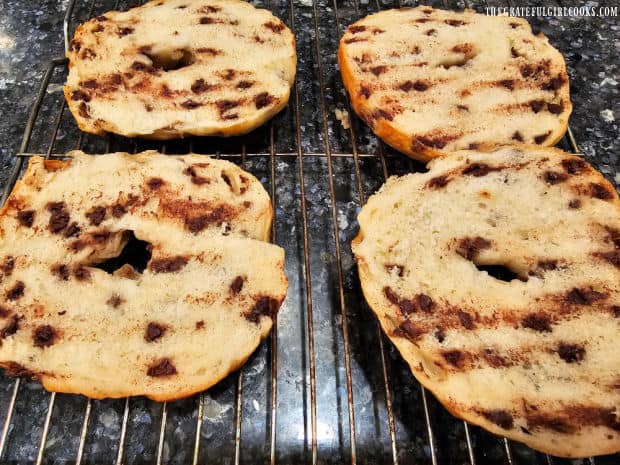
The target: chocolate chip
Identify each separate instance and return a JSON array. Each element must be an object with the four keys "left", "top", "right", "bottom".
[
  {"left": 191, "top": 79, "right": 212, "bottom": 94},
  {"left": 195, "top": 320, "right": 205, "bottom": 329},
  {"left": 456, "top": 236, "right": 491, "bottom": 260},
  {"left": 370, "top": 66, "right": 387, "bottom": 76},
  {"left": 566, "top": 288, "right": 607, "bottom": 305},
  {"left": 236, "top": 80, "right": 253, "bottom": 89},
  {"left": 558, "top": 342, "right": 585, "bottom": 363},
  {"left": 383, "top": 287, "right": 400, "bottom": 305},
  {"left": 17, "top": 210, "right": 35, "bottom": 228},
  {"left": 359, "top": 85, "right": 372, "bottom": 99},
  {"left": 230, "top": 276, "right": 244, "bottom": 294},
  {"left": 543, "top": 171, "right": 568, "bottom": 185},
  {"left": 73, "top": 265, "right": 91, "bottom": 281},
  {"left": 547, "top": 102, "right": 563, "bottom": 114},
  {"left": 384, "top": 264, "right": 404, "bottom": 277},
  {"left": 481, "top": 410, "right": 514, "bottom": 429},
  {"left": 47, "top": 202, "right": 70, "bottom": 234},
  {"left": 71, "top": 90, "right": 90, "bottom": 102},
  {"left": 106, "top": 294, "right": 123, "bottom": 308},
  {"left": 0, "top": 306, "right": 10, "bottom": 318},
  {"left": 457, "top": 310, "right": 475, "bottom": 329},
  {"left": 147, "top": 358, "right": 177, "bottom": 377},
  {"left": 147, "top": 177, "right": 164, "bottom": 189},
  {"left": 457, "top": 105, "right": 469, "bottom": 112},
  {"left": 499, "top": 79, "right": 514, "bottom": 90},
  {"left": 6, "top": 281, "right": 24, "bottom": 301},
  {"left": 529, "top": 100, "right": 545, "bottom": 113},
  {"left": 149, "top": 256, "right": 188, "bottom": 273},
  {"left": 51, "top": 264, "right": 70, "bottom": 281},
  {"left": 33, "top": 325, "right": 57, "bottom": 348},
  {"left": 522, "top": 313, "right": 552, "bottom": 332},
  {"left": 263, "top": 21, "right": 285, "bottom": 33},
  {"left": 78, "top": 103, "right": 90, "bottom": 118},
  {"left": 462, "top": 163, "right": 493, "bottom": 177},
  {"left": 561, "top": 158, "right": 587, "bottom": 174},
  {"left": 427, "top": 175, "right": 450, "bottom": 189},
  {"left": 542, "top": 75, "right": 565, "bottom": 91},
  {"left": 416, "top": 294, "right": 434, "bottom": 312},
  {"left": 441, "top": 350, "right": 464, "bottom": 367},
  {"left": 434, "top": 327, "right": 446, "bottom": 343},
  {"left": 348, "top": 25, "right": 366, "bottom": 34},
  {"left": 2, "top": 256, "right": 14, "bottom": 276},
  {"left": 393, "top": 320, "right": 426, "bottom": 341},
  {"left": 1, "top": 314, "right": 21, "bottom": 339},
  {"left": 254, "top": 92, "right": 274, "bottom": 109},
  {"left": 590, "top": 183, "right": 613, "bottom": 200},
  {"left": 145, "top": 322, "right": 166, "bottom": 342},
  {"left": 181, "top": 100, "right": 202, "bottom": 109},
  {"left": 598, "top": 251, "right": 620, "bottom": 268},
  {"left": 64, "top": 222, "right": 80, "bottom": 238},
  {"left": 533, "top": 132, "right": 551, "bottom": 144},
  {"left": 86, "top": 206, "right": 106, "bottom": 225},
  {"left": 244, "top": 296, "right": 279, "bottom": 323},
  {"left": 512, "top": 131, "right": 524, "bottom": 142},
  {"left": 568, "top": 199, "right": 581, "bottom": 209}
]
